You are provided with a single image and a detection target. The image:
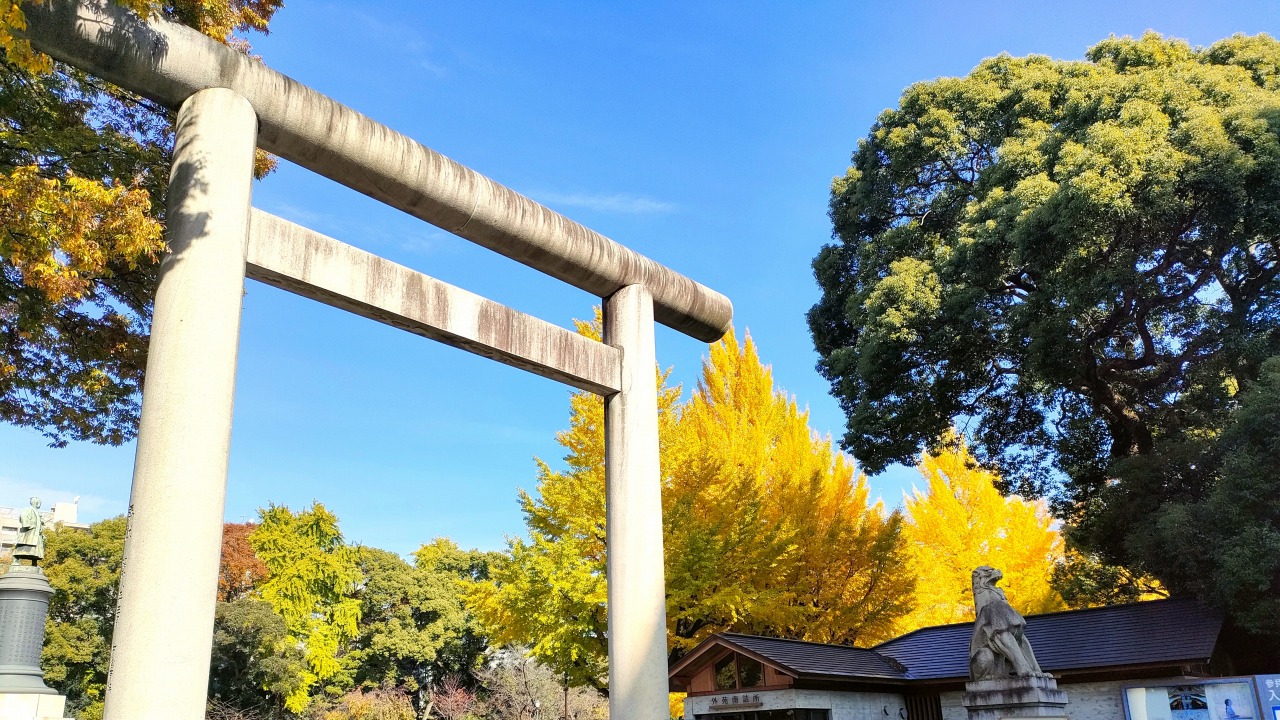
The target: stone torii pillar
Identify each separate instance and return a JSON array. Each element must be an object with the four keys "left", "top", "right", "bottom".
[
  {"left": 604, "top": 285, "right": 669, "bottom": 720},
  {"left": 104, "top": 88, "right": 258, "bottom": 719}
]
